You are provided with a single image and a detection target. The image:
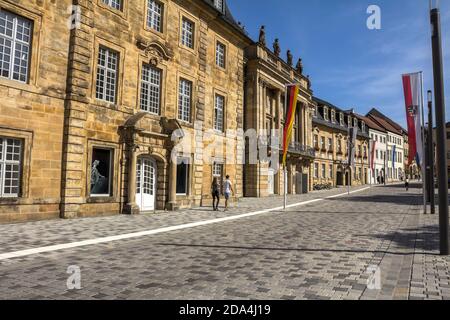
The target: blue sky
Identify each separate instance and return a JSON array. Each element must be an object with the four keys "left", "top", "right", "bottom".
[{"left": 227, "top": 0, "right": 450, "bottom": 127}]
